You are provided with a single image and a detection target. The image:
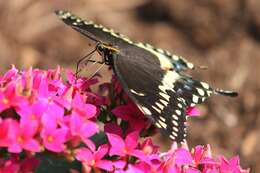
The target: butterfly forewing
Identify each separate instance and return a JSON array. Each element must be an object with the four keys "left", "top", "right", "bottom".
[
  {"left": 55, "top": 10, "right": 134, "bottom": 48},
  {"left": 56, "top": 10, "right": 195, "bottom": 72}
]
